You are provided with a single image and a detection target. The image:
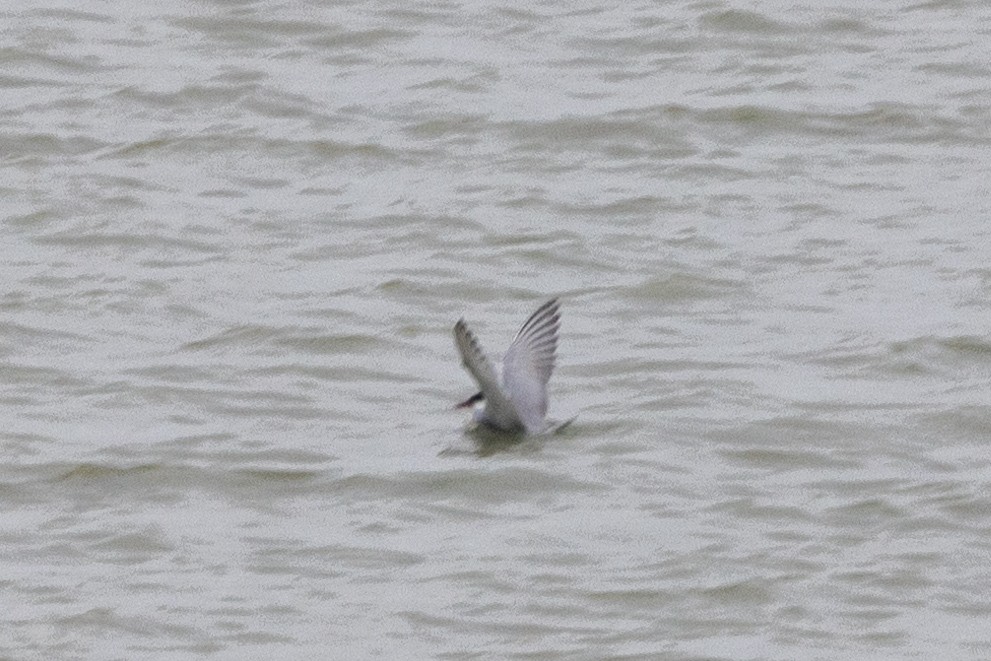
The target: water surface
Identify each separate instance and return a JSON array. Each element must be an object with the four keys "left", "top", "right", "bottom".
[{"left": 2, "top": 1, "right": 991, "bottom": 658}]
